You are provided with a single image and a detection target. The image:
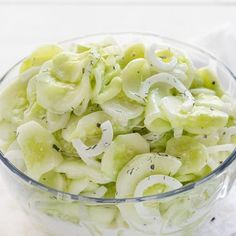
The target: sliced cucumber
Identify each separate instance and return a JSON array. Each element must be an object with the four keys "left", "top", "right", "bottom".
[
  {"left": 144, "top": 90, "right": 172, "bottom": 134},
  {"left": 116, "top": 153, "right": 181, "bottom": 198},
  {"left": 196, "top": 67, "right": 224, "bottom": 96},
  {"left": 184, "top": 106, "right": 228, "bottom": 135},
  {"left": 5, "top": 149, "right": 26, "bottom": 172},
  {"left": 20, "top": 44, "right": 63, "bottom": 73},
  {"left": 55, "top": 159, "right": 112, "bottom": 184},
  {"left": 0, "top": 120, "right": 17, "bottom": 153},
  {"left": 101, "top": 133, "right": 150, "bottom": 180},
  {"left": 46, "top": 110, "right": 70, "bottom": 132},
  {"left": 88, "top": 205, "right": 118, "bottom": 227},
  {"left": 67, "top": 178, "right": 90, "bottom": 195},
  {"left": 40, "top": 171, "right": 67, "bottom": 192},
  {"left": 94, "top": 76, "right": 122, "bottom": 104},
  {"left": 121, "top": 58, "right": 151, "bottom": 103},
  {"left": 119, "top": 43, "right": 145, "bottom": 68},
  {"left": 166, "top": 136, "right": 208, "bottom": 175},
  {"left": 35, "top": 70, "right": 88, "bottom": 114},
  {"left": 101, "top": 94, "right": 144, "bottom": 127},
  {"left": 17, "top": 121, "right": 63, "bottom": 180},
  {"left": 0, "top": 67, "right": 39, "bottom": 124},
  {"left": 51, "top": 52, "right": 89, "bottom": 83}
]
